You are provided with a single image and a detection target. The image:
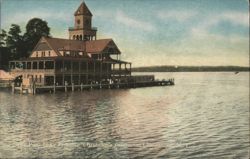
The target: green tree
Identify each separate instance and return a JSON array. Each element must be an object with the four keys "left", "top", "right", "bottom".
[
  {"left": 0, "top": 29, "right": 7, "bottom": 47},
  {"left": 23, "top": 18, "right": 50, "bottom": 55},
  {"left": 6, "top": 24, "right": 24, "bottom": 59}
]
